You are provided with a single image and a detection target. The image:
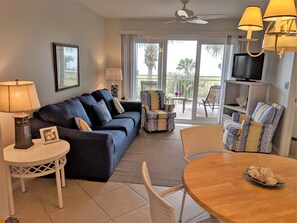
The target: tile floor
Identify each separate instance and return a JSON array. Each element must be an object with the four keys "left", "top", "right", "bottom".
[
  {"left": 12, "top": 178, "right": 209, "bottom": 223},
  {"left": 12, "top": 125, "right": 210, "bottom": 223}
]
